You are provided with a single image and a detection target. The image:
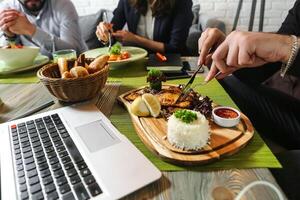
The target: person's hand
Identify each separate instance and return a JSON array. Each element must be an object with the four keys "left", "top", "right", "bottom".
[
  {"left": 205, "top": 31, "right": 293, "bottom": 82},
  {"left": 198, "top": 28, "right": 226, "bottom": 65},
  {"left": 0, "top": 9, "right": 19, "bottom": 37},
  {"left": 96, "top": 22, "right": 113, "bottom": 43},
  {"left": 8, "top": 12, "right": 36, "bottom": 36},
  {"left": 112, "top": 30, "right": 137, "bottom": 43}
]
